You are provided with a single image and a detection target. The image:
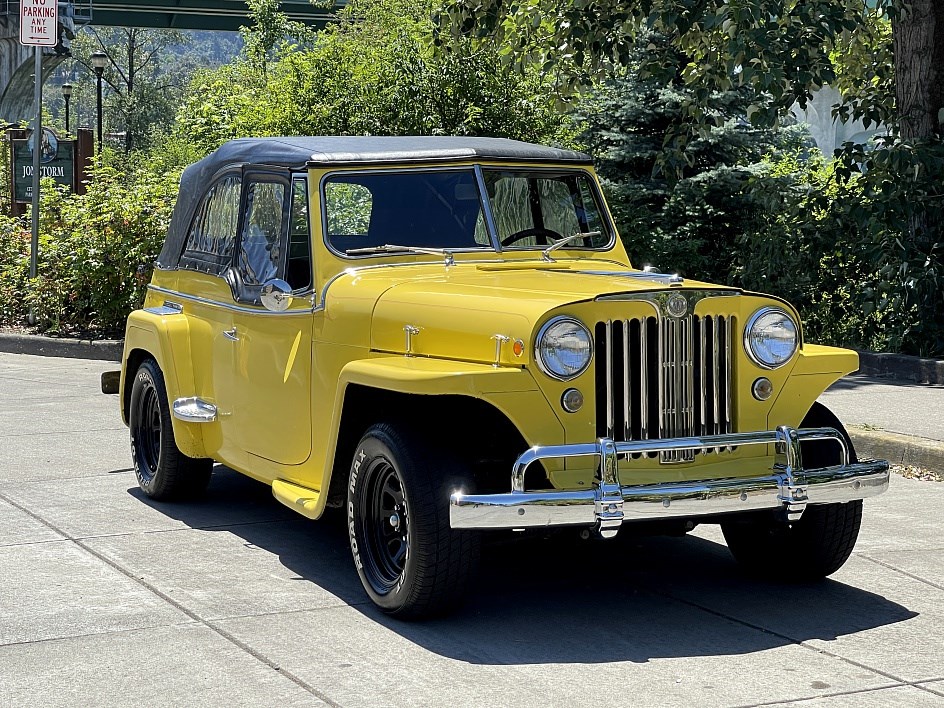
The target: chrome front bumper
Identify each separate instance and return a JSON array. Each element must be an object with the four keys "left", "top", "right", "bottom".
[{"left": 449, "top": 426, "right": 890, "bottom": 537}]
